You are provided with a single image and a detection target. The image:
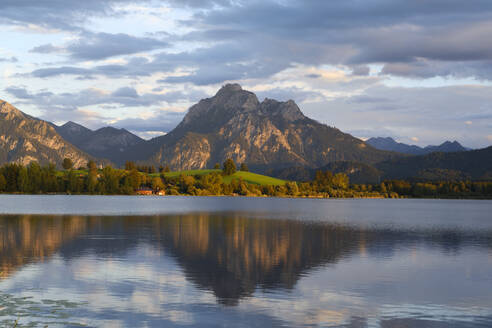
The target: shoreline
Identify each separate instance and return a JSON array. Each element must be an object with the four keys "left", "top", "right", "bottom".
[{"left": 0, "top": 193, "right": 490, "bottom": 200}]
